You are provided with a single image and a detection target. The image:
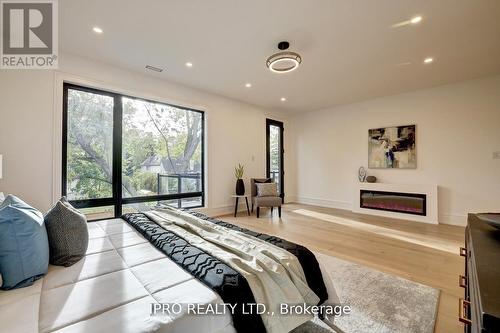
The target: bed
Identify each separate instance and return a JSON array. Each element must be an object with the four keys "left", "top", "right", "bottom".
[{"left": 0, "top": 208, "right": 337, "bottom": 333}]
